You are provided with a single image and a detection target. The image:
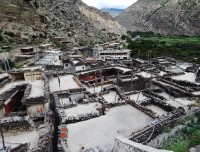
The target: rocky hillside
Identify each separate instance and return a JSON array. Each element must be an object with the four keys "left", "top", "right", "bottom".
[
  {"left": 116, "top": 0, "right": 200, "bottom": 35},
  {"left": 0, "top": 0, "right": 126, "bottom": 48},
  {"left": 101, "top": 8, "right": 123, "bottom": 17}
]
